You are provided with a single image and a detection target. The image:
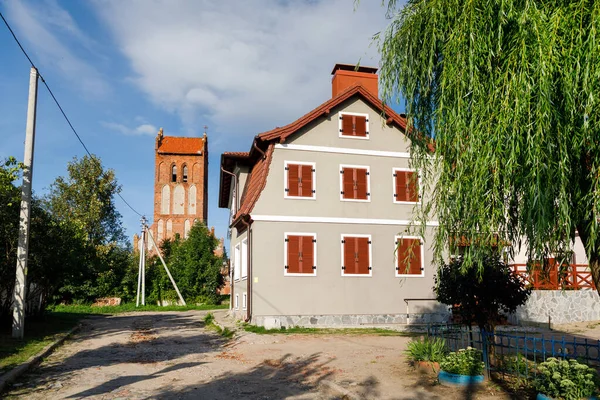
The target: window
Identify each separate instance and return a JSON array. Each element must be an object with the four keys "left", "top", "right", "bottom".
[
  {"left": 235, "top": 294, "right": 239, "bottom": 309},
  {"left": 242, "top": 293, "right": 247, "bottom": 309},
  {"left": 284, "top": 233, "right": 317, "bottom": 276},
  {"left": 393, "top": 169, "right": 420, "bottom": 203},
  {"left": 340, "top": 165, "right": 370, "bottom": 201},
  {"left": 284, "top": 161, "right": 316, "bottom": 199},
  {"left": 395, "top": 236, "right": 424, "bottom": 277},
  {"left": 234, "top": 244, "right": 241, "bottom": 281},
  {"left": 339, "top": 112, "right": 369, "bottom": 138},
  {"left": 182, "top": 165, "right": 188, "bottom": 182},
  {"left": 171, "top": 165, "right": 177, "bottom": 182},
  {"left": 341, "top": 235, "right": 372, "bottom": 276},
  {"left": 241, "top": 239, "right": 248, "bottom": 279}
]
